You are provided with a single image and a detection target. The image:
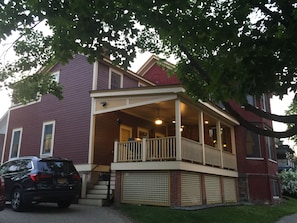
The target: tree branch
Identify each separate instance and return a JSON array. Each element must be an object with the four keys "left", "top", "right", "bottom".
[
  {"left": 244, "top": 103, "right": 297, "bottom": 123},
  {"left": 223, "top": 101, "right": 297, "bottom": 138}
]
